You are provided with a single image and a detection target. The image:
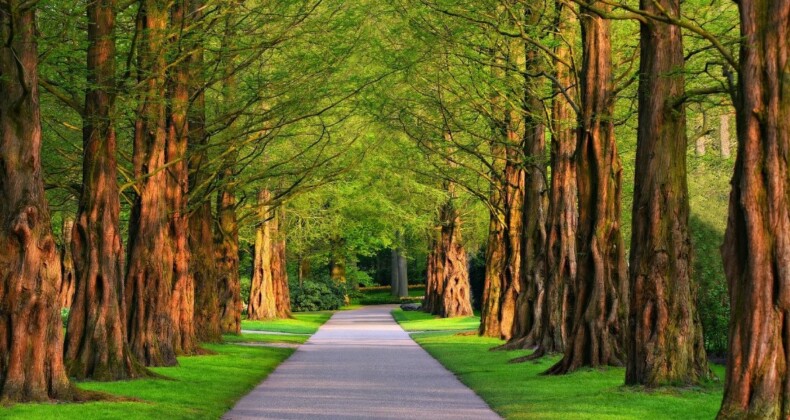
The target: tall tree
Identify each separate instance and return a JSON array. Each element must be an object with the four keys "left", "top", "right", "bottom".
[
  {"left": 125, "top": 0, "right": 178, "bottom": 367},
  {"left": 65, "top": 0, "right": 146, "bottom": 380},
  {"left": 272, "top": 206, "right": 291, "bottom": 318},
  {"left": 718, "top": 0, "right": 790, "bottom": 417},
  {"left": 188, "top": 0, "right": 221, "bottom": 344},
  {"left": 438, "top": 193, "right": 473, "bottom": 318},
  {"left": 216, "top": 158, "right": 241, "bottom": 334},
  {"left": 626, "top": 0, "right": 710, "bottom": 387},
  {"left": 248, "top": 189, "right": 278, "bottom": 320},
  {"left": 0, "top": 0, "right": 72, "bottom": 401},
  {"left": 548, "top": 0, "right": 627, "bottom": 375}
]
